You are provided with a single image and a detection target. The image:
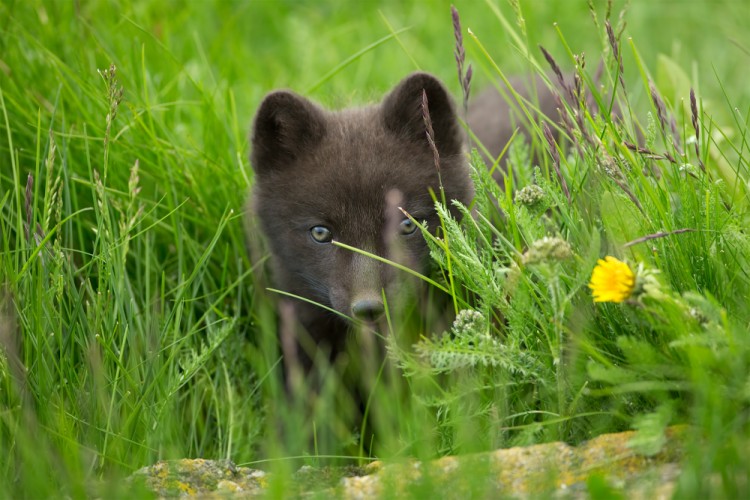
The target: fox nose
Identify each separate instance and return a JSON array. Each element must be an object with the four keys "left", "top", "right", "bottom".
[{"left": 351, "top": 299, "right": 385, "bottom": 322}]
